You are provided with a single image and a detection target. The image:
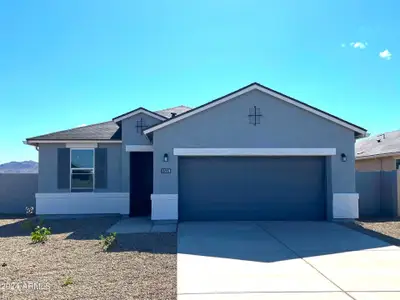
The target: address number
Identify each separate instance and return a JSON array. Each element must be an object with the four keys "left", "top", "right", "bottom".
[{"left": 161, "top": 168, "right": 172, "bottom": 174}]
